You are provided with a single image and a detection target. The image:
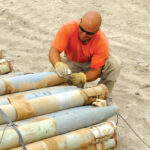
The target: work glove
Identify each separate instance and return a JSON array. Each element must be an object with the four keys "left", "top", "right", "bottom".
[
  {"left": 71, "top": 72, "right": 86, "bottom": 86},
  {"left": 54, "top": 62, "right": 71, "bottom": 77}
]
